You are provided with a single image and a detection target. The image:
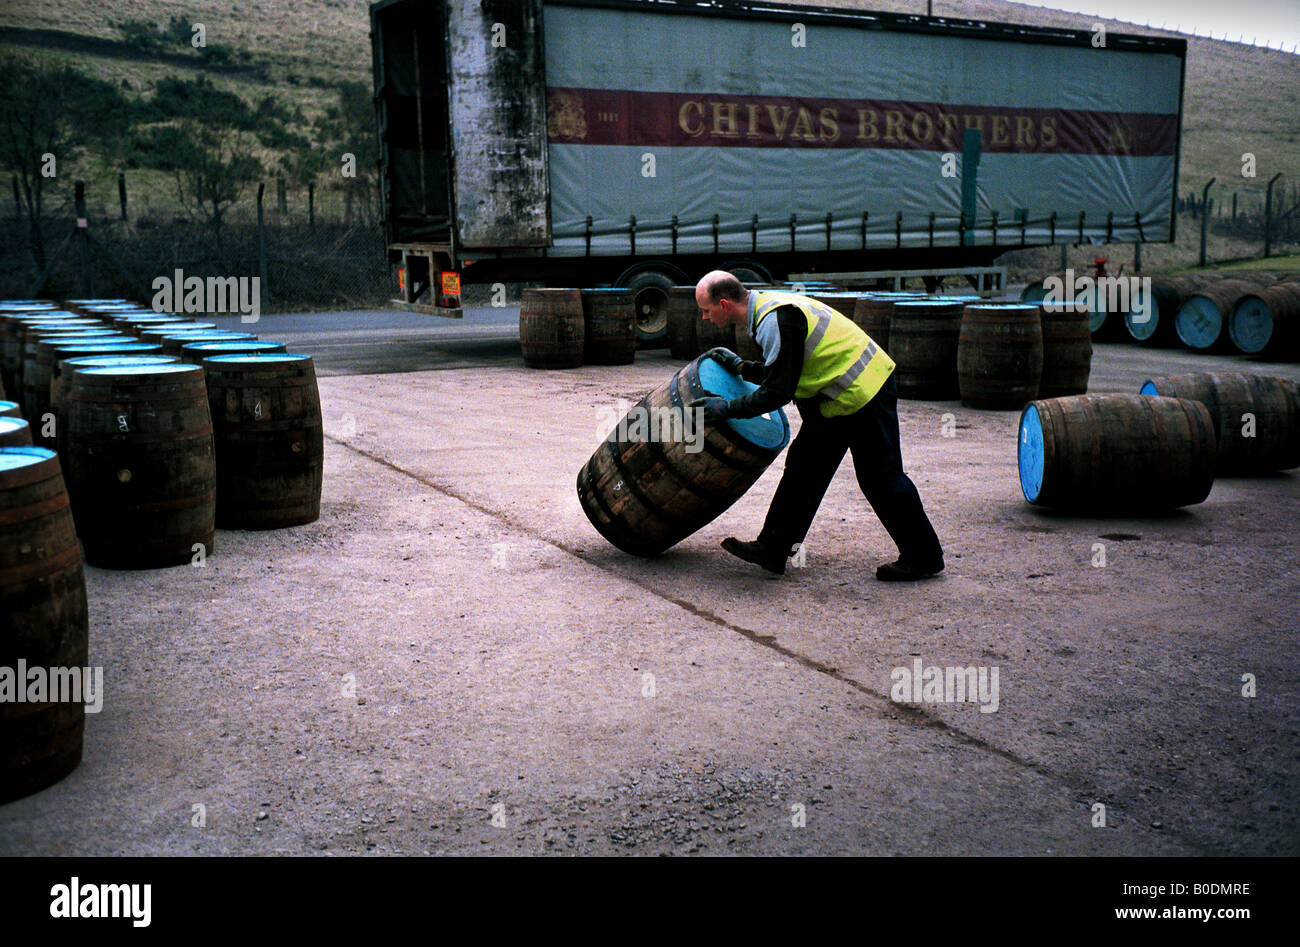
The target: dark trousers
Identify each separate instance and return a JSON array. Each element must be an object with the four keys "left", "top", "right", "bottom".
[{"left": 756, "top": 376, "right": 943, "bottom": 565}]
